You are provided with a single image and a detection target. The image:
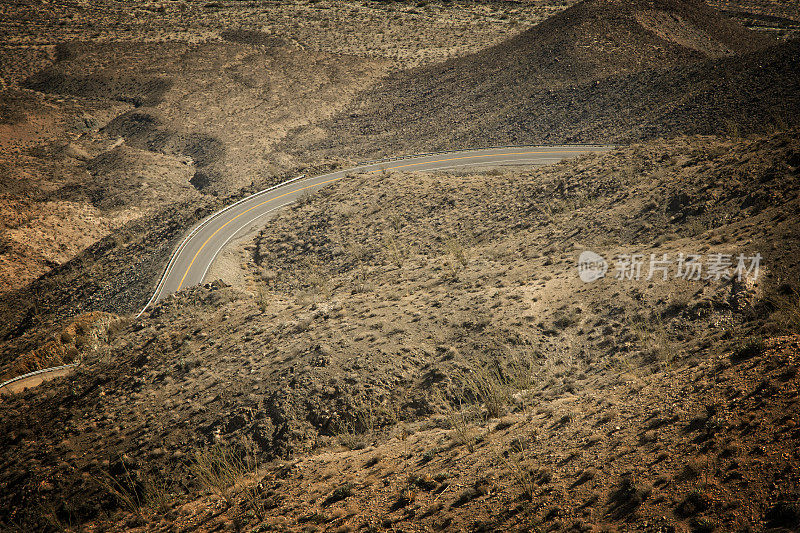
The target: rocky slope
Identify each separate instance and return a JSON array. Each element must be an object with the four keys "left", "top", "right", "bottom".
[
  {"left": 284, "top": 0, "right": 799, "bottom": 160},
  {"left": 1, "top": 0, "right": 566, "bottom": 298},
  {"left": 1, "top": 130, "right": 798, "bottom": 531}
]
